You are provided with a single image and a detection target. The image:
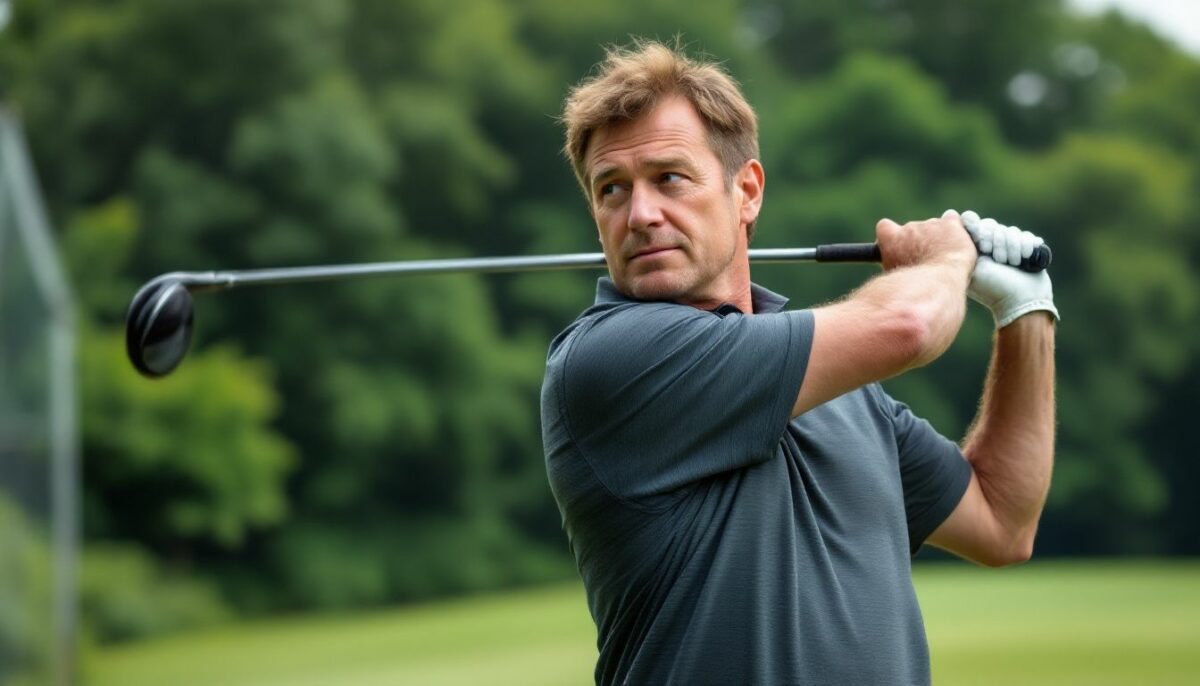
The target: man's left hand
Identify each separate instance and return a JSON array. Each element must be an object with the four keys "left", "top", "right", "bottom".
[{"left": 960, "top": 211, "right": 1060, "bottom": 329}]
